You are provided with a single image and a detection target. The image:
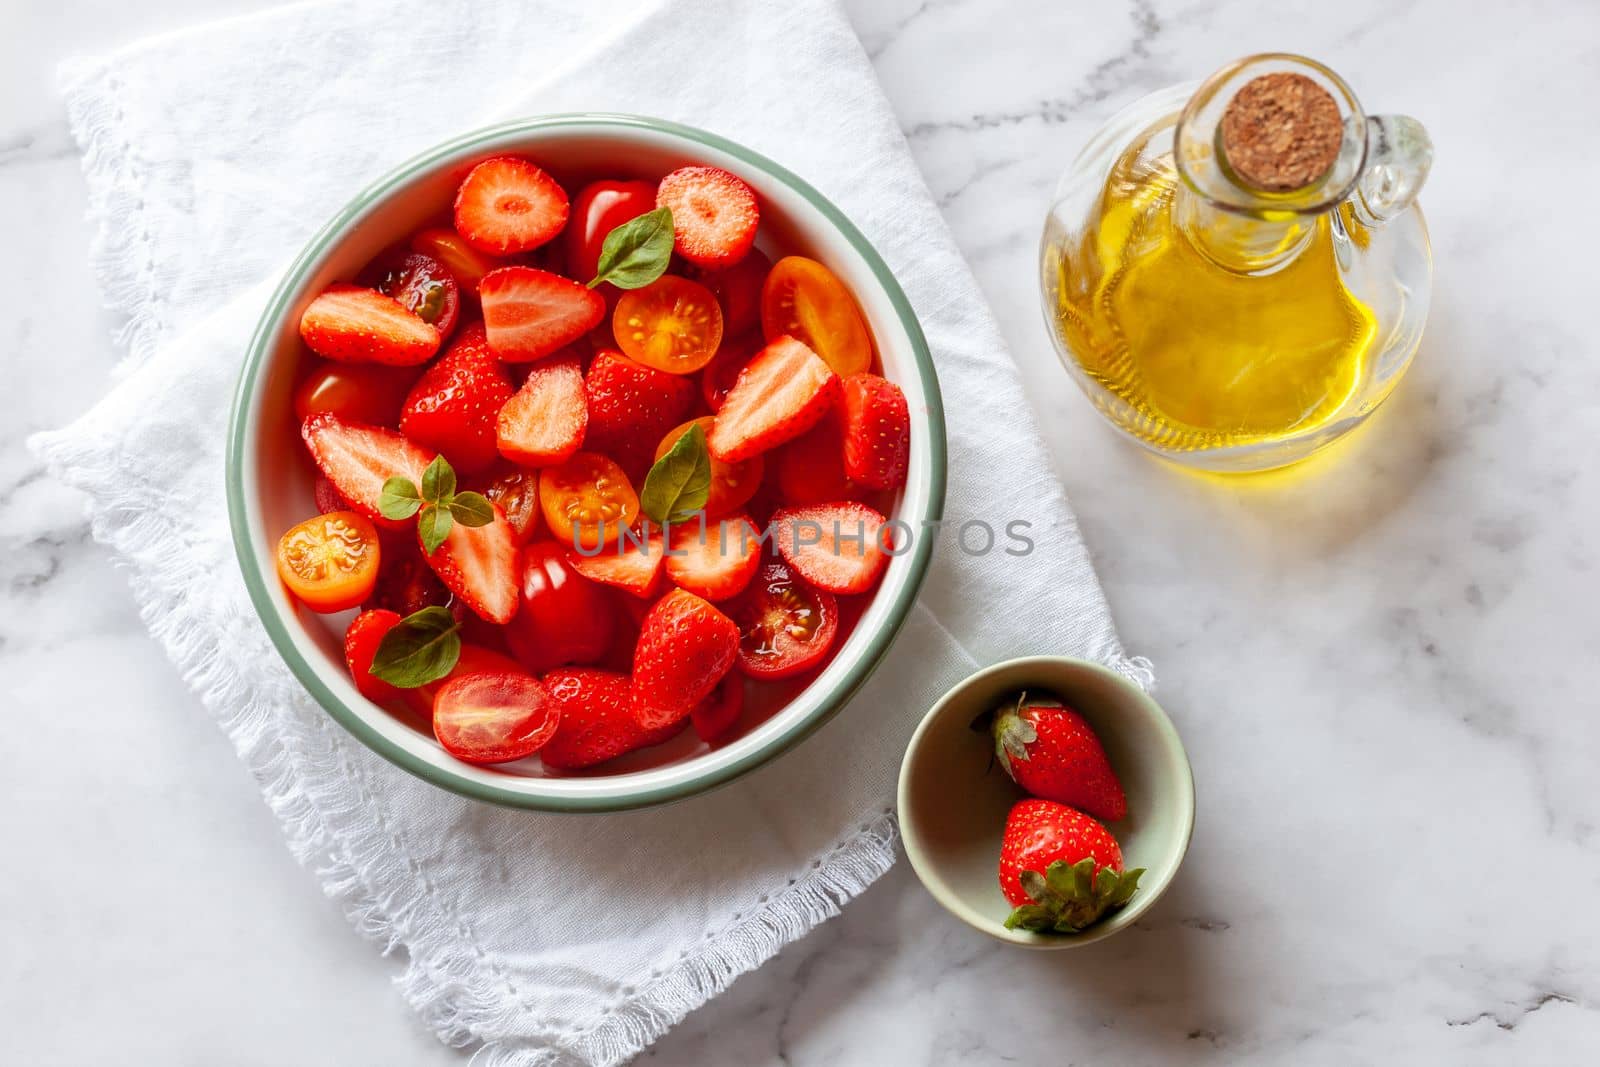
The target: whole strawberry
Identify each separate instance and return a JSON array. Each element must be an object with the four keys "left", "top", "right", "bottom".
[
  {"left": 400, "top": 323, "right": 514, "bottom": 474},
  {"left": 991, "top": 691, "right": 1127, "bottom": 821},
  {"left": 540, "top": 669, "right": 685, "bottom": 770},
  {"left": 585, "top": 350, "right": 697, "bottom": 480},
  {"left": 999, "top": 798, "right": 1143, "bottom": 933},
  {"left": 631, "top": 590, "right": 739, "bottom": 729}
]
